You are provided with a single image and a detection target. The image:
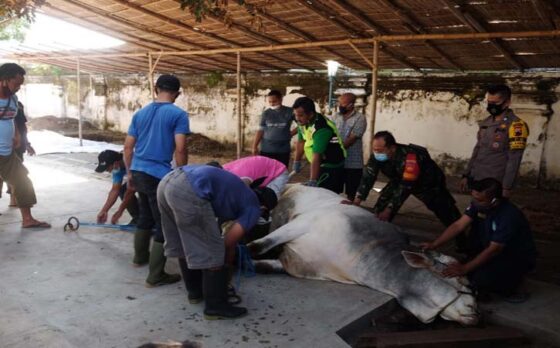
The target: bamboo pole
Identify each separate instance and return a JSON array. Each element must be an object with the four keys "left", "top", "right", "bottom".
[
  {"left": 77, "top": 57, "right": 83, "bottom": 146},
  {"left": 347, "top": 41, "right": 375, "bottom": 69},
  {"left": 366, "top": 40, "right": 380, "bottom": 159},
  {"left": 7, "top": 29, "right": 560, "bottom": 61},
  {"left": 148, "top": 53, "right": 155, "bottom": 100},
  {"left": 237, "top": 51, "right": 242, "bottom": 159}
]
